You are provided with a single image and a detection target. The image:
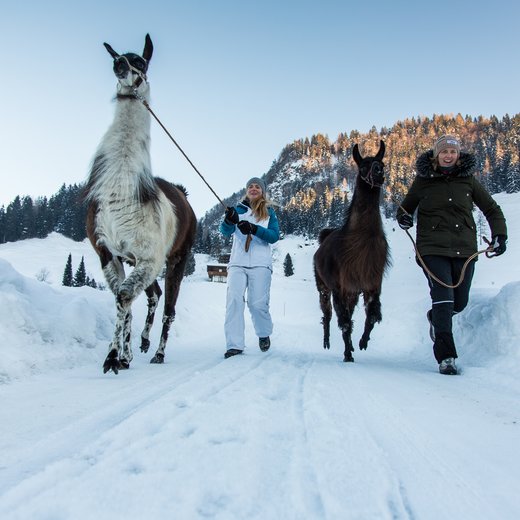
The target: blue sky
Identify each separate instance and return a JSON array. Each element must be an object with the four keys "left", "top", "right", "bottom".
[{"left": 1, "top": 0, "right": 518, "bottom": 216}]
